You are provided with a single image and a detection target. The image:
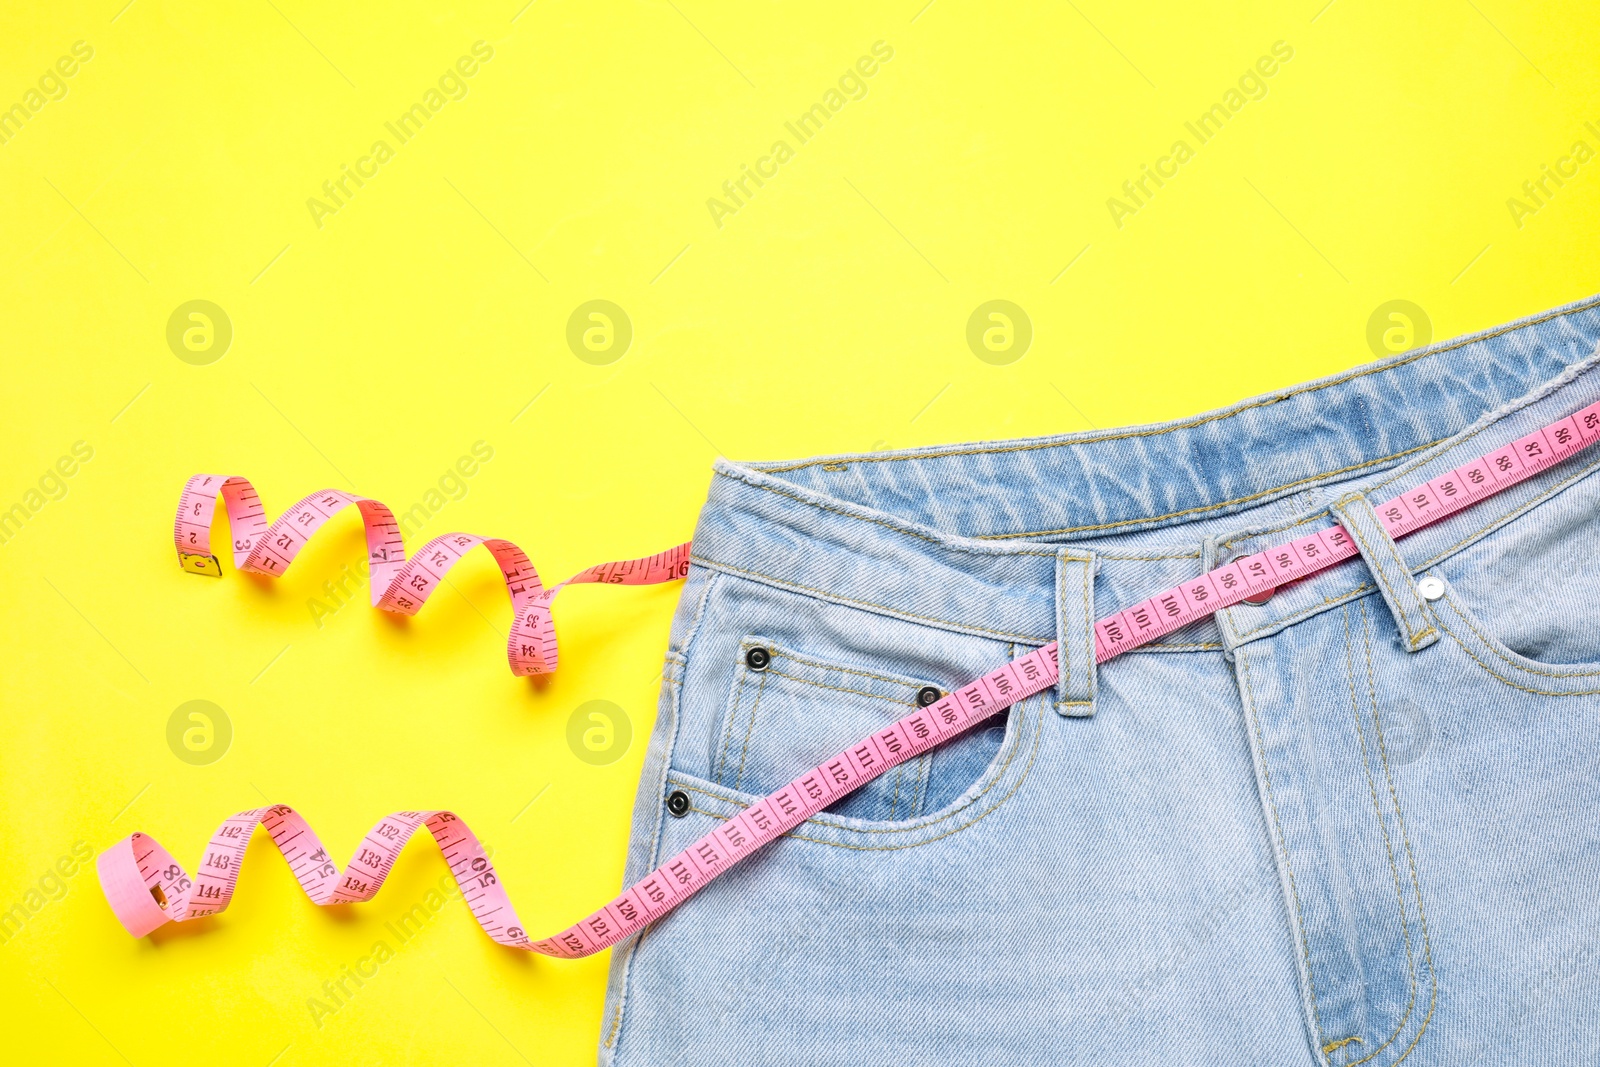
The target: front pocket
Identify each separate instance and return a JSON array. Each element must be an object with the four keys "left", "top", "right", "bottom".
[
  {"left": 1416, "top": 465, "right": 1600, "bottom": 695},
  {"left": 1427, "top": 579, "right": 1600, "bottom": 696},
  {"left": 709, "top": 636, "right": 1012, "bottom": 822}
]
